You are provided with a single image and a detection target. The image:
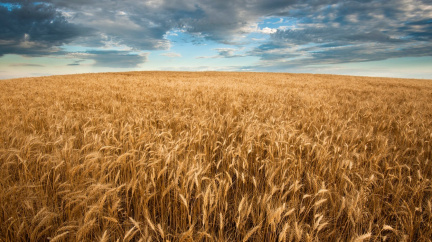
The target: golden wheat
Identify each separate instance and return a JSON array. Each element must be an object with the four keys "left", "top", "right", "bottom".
[{"left": 0, "top": 71, "right": 431, "bottom": 241}]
